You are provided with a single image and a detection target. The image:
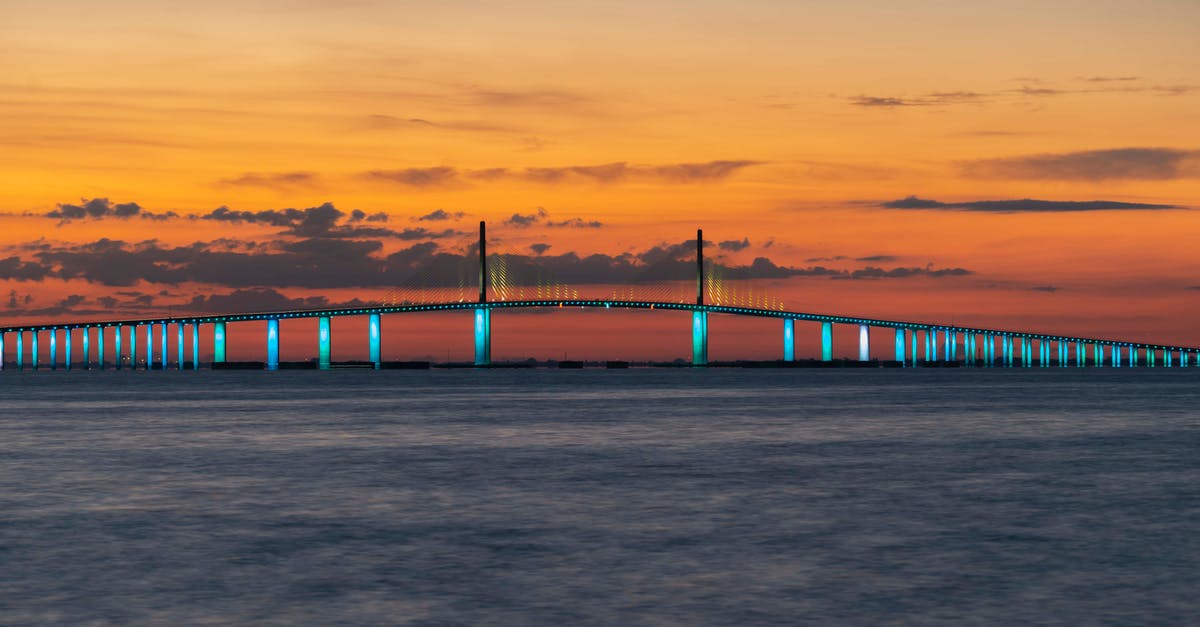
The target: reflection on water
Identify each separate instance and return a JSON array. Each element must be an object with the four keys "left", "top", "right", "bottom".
[{"left": 2, "top": 369, "right": 1199, "bottom": 624}]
